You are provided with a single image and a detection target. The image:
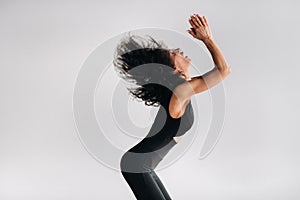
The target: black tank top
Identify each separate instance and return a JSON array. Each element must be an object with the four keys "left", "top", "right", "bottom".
[{"left": 130, "top": 91, "right": 194, "bottom": 154}]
